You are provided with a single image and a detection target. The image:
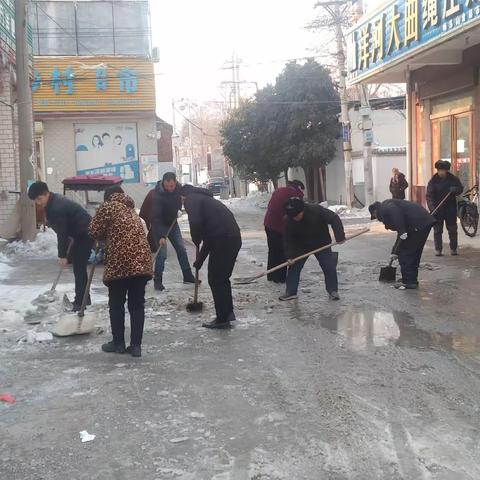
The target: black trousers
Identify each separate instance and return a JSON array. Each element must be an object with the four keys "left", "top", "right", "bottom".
[
  {"left": 265, "top": 227, "right": 287, "bottom": 283},
  {"left": 208, "top": 235, "right": 242, "bottom": 323},
  {"left": 108, "top": 276, "right": 149, "bottom": 346},
  {"left": 72, "top": 236, "right": 93, "bottom": 306},
  {"left": 433, "top": 210, "right": 458, "bottom": 252},
  {"left": 397, "top": 227, "right": 432, "bottom": 285}
]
